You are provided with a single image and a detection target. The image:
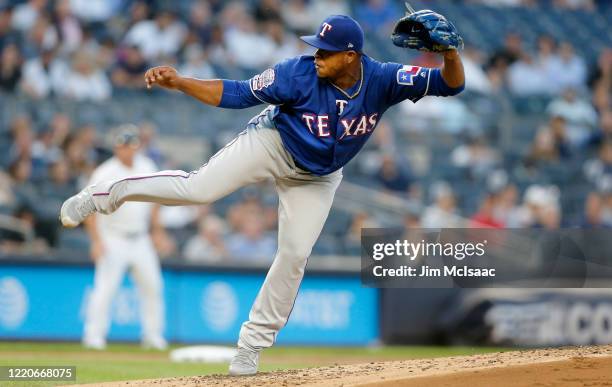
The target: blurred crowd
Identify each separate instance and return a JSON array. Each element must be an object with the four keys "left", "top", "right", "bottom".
[{"left": 0, "top": 0, "right": 610, "bottom": 261}]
